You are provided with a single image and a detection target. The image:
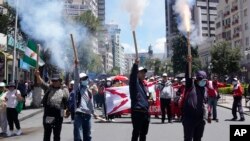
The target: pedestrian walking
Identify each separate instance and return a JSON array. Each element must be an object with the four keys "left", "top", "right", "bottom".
[
  {"left": 0, "top": 82, "right": 7, "bottom": 136},
  {"left": 231, "top": 78, "right": 245, "bottom": 121},
  {"left": 182, "top": 68, "right": 208, "bottom": 141},
  {"left": 129, "top": 58, "right": 150, "bottom": 141},
  {"left": 158, "top": 73, "right": 173, "bottom": 123},
  {"left": 35, "top": 70, "right": 69, "bottom": 141},
  {"left": 5, "top": 82, "right": 23, "bottom": 136},
  {"left": 206, "top": 76, "right": 225, "bottom": 122},
  {"left": 73, "top": 59, "right": 97, "bottom": 141}
]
